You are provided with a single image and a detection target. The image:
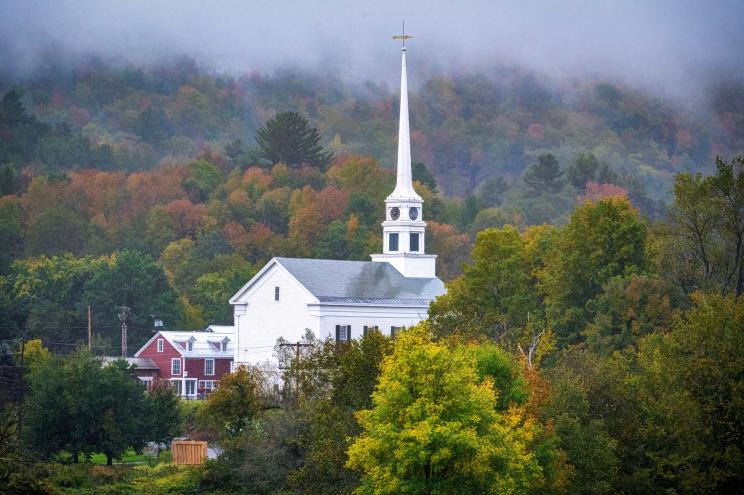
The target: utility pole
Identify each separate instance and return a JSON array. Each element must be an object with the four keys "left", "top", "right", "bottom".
[
  {"left": 17, "top": 337, "right": 25, "bottom": 442},
  {"left": 87, "top": 305, "right": 92, "bottom": 351},
  {"left": 278, "top": 341, "right": 313, "bottom": 399},
  {"left": 118, "top": 306, "right": 130, "bottom": 357}
]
